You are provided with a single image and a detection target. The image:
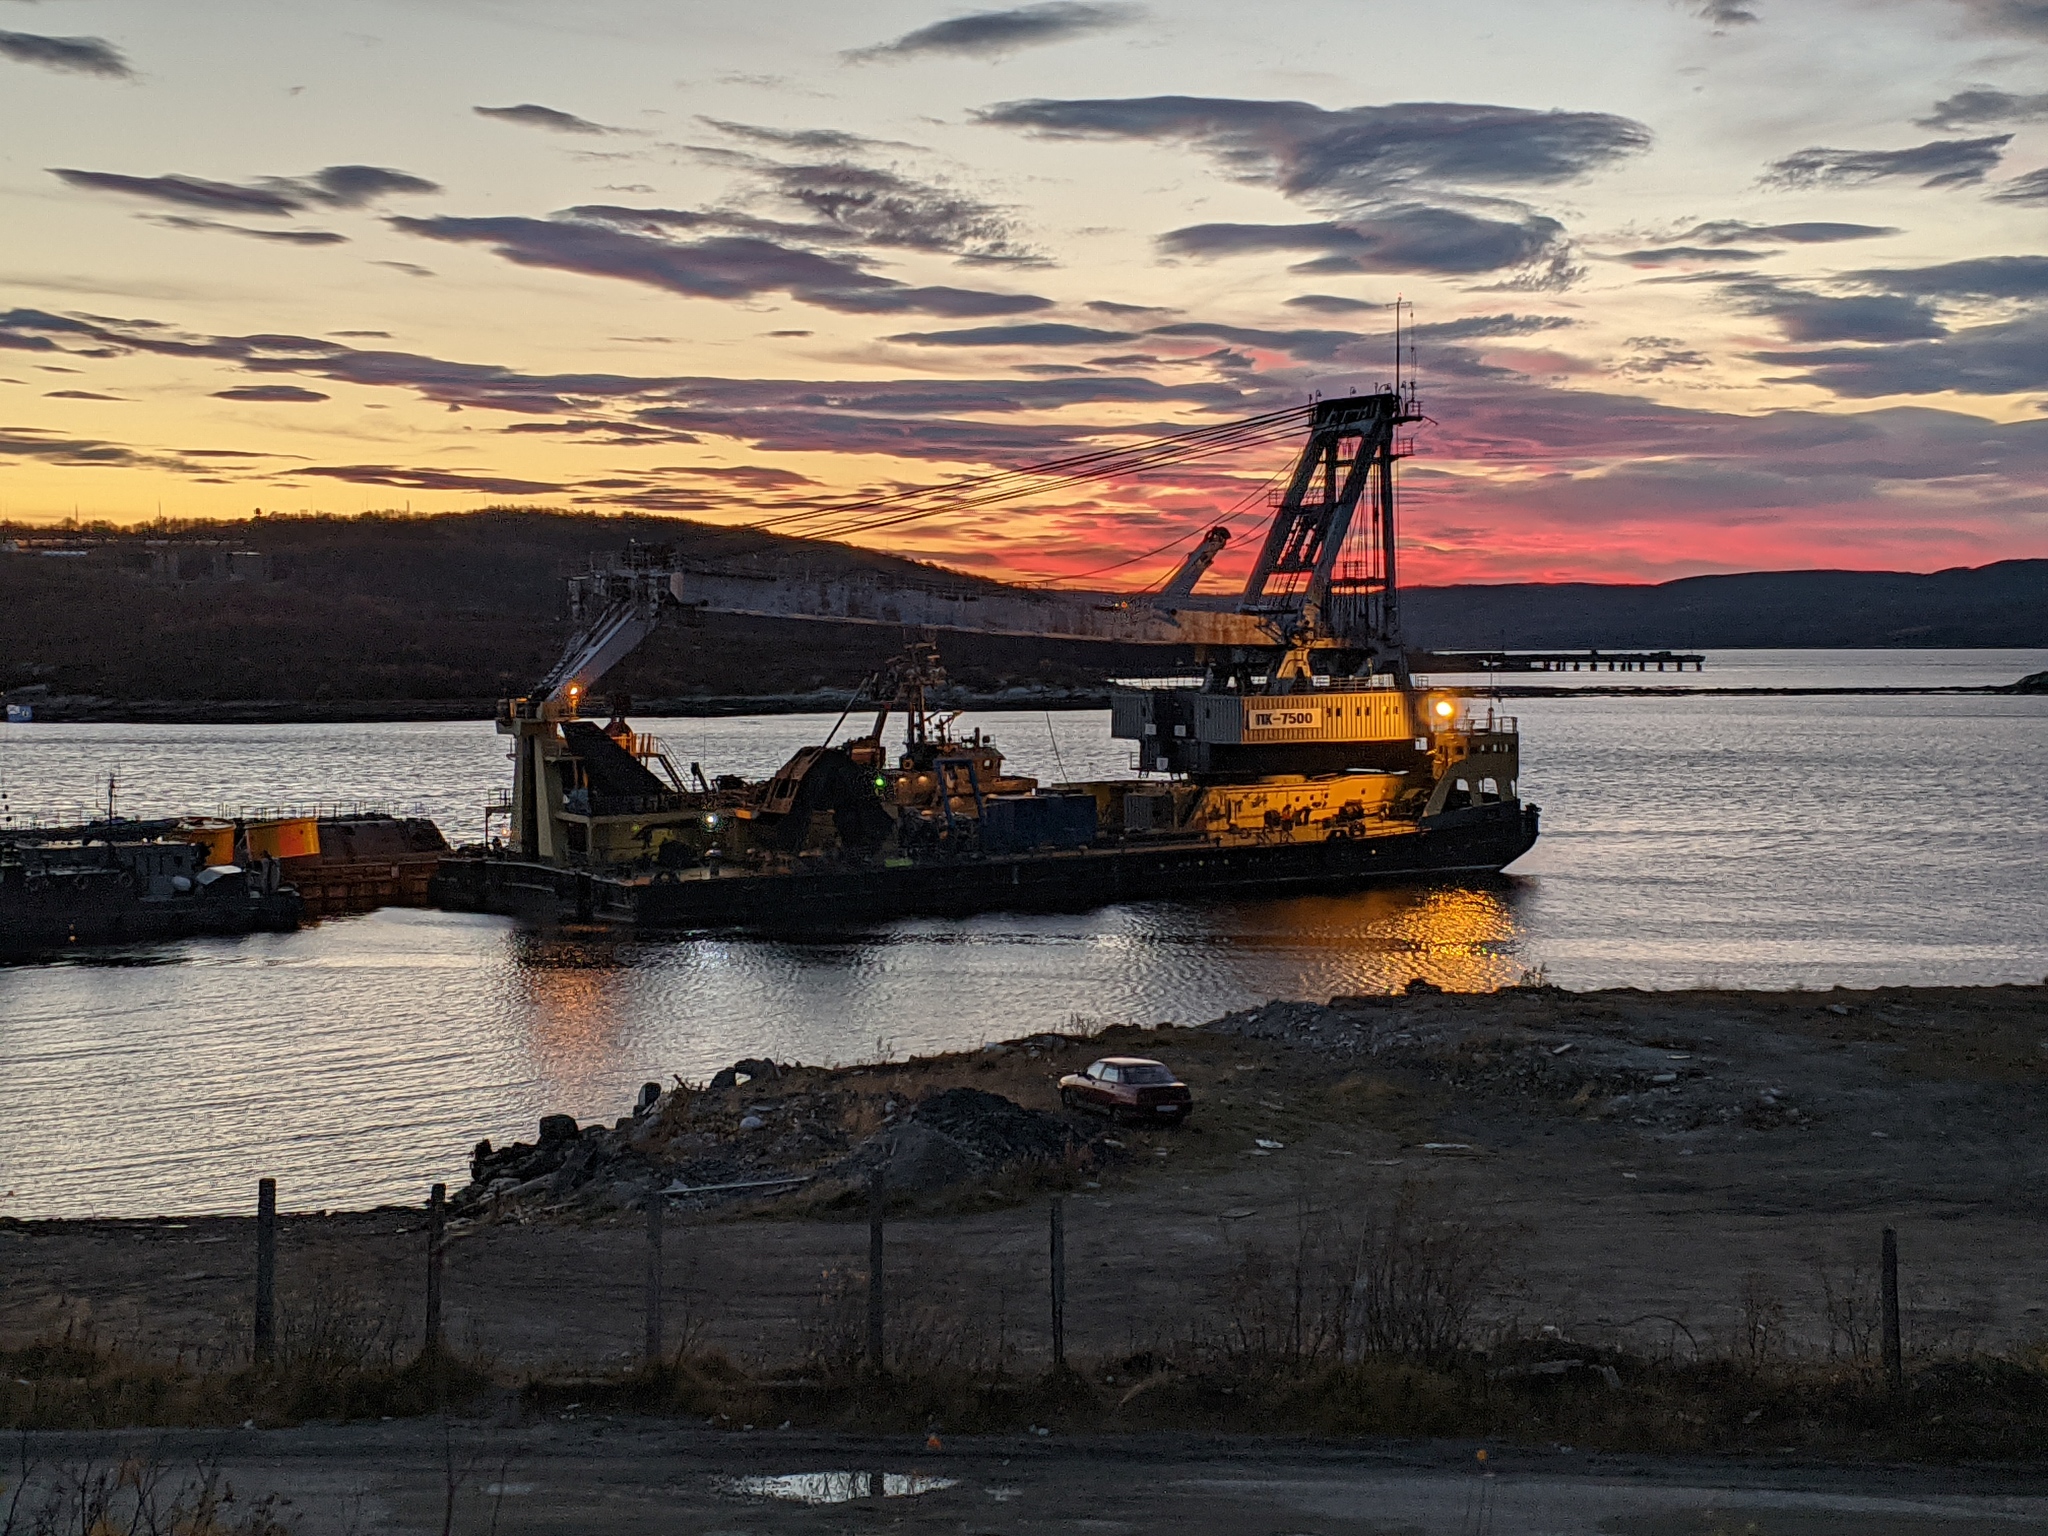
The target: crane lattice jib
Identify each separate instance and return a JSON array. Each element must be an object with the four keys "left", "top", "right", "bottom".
[{"left": 1238, "top": 391, "right": 1409, "bottom": 650}]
